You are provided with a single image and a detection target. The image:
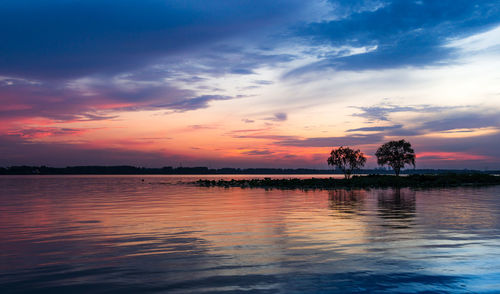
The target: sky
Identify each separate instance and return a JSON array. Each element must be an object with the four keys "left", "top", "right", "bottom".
[{"left": 1, "top": 0, "right": 500, "bottom": 169}]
